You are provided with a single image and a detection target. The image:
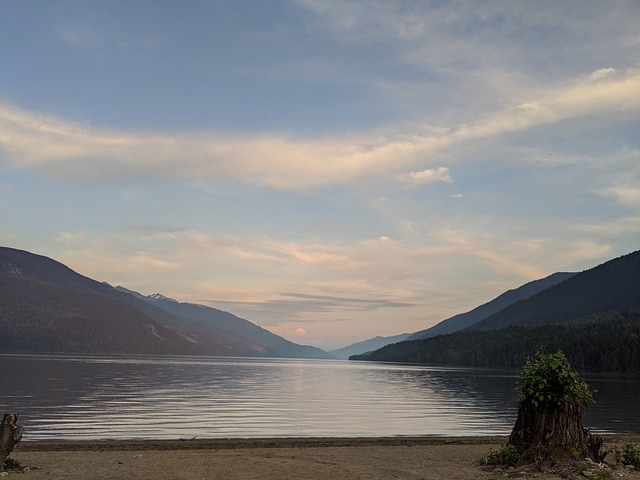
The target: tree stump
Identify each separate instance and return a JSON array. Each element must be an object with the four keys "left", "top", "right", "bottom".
[
  {"left": 508, "top": 398, "right": 604, "bottom": 465},
  {"left": 0, "top": 413, "right": 23, "bottom": 472},
  {"left": 507, "top": 350, "right": 605, "bottom": 468}
]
